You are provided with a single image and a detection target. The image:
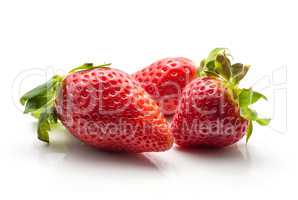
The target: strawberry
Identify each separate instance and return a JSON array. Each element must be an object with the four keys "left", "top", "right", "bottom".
[
  {"left": 171, "top": 48, "right": 270, "bottom": 148},
  {"left": 20, "top": 63, "right": 173, "bottom": 153},
  {"left": 132, "top": 57, "right": 196, "bottom": 115}
]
